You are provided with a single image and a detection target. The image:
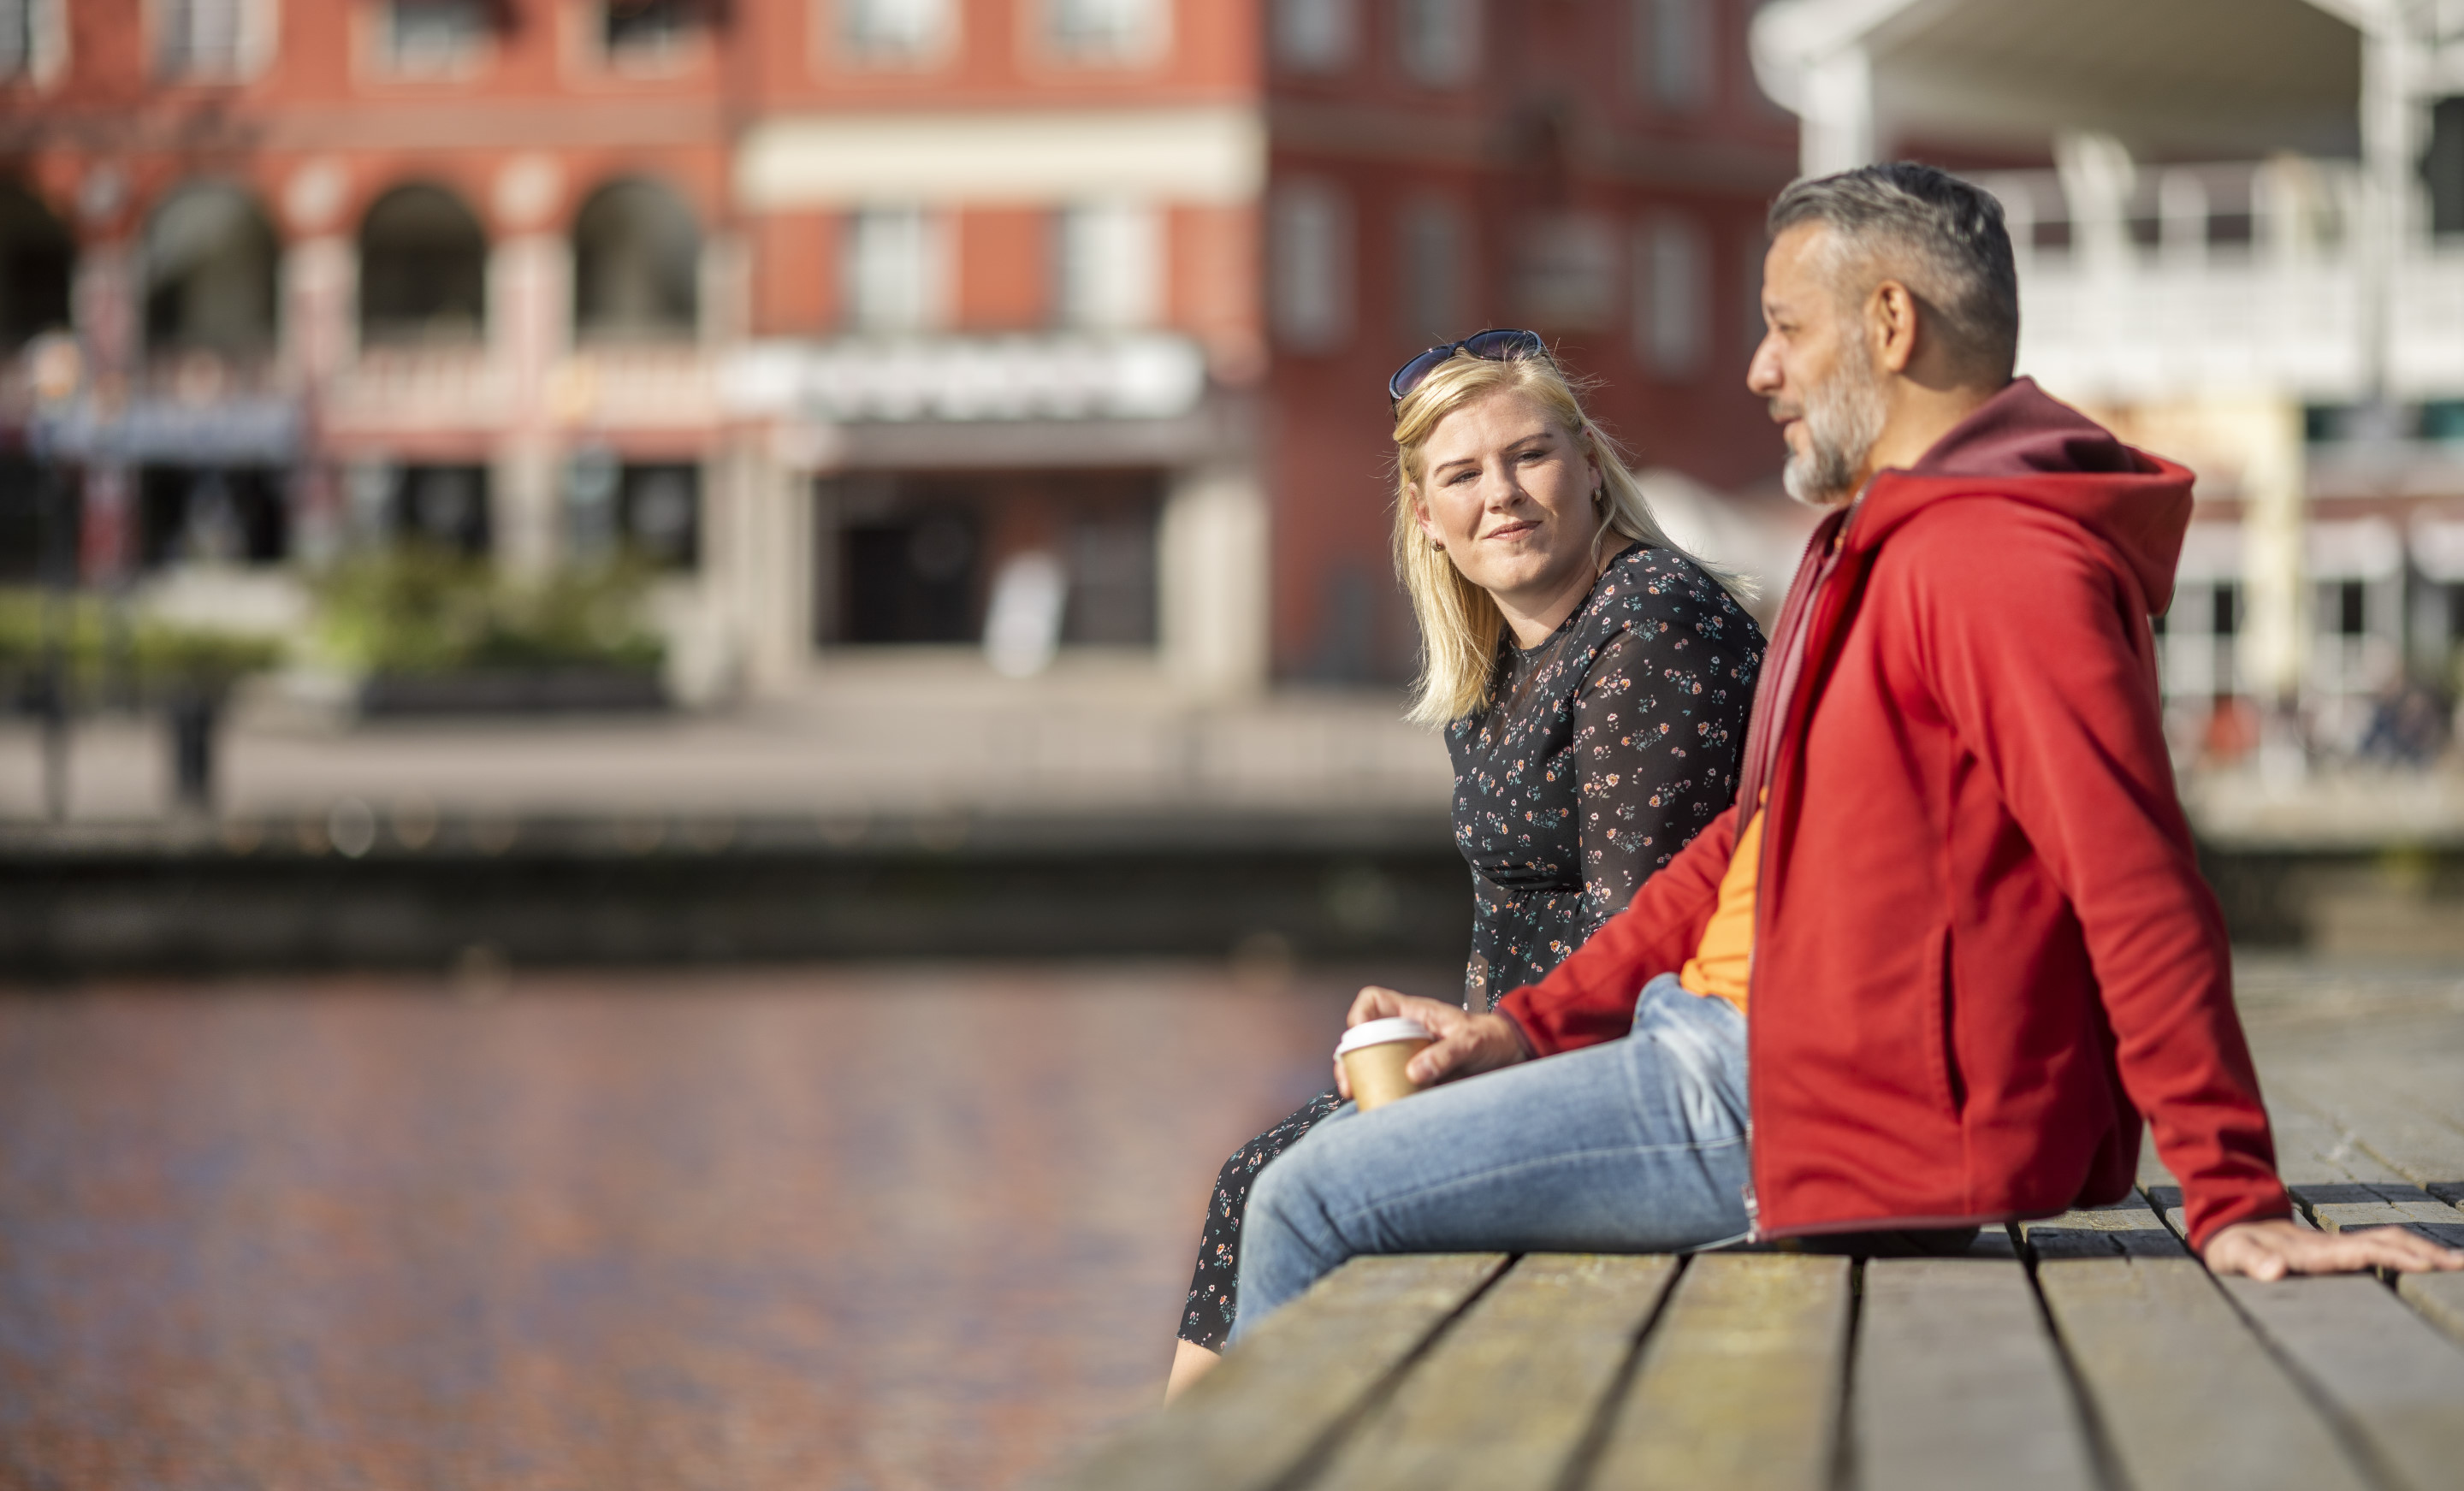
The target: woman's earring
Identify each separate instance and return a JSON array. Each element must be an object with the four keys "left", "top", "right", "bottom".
[{"left": 1430, "top": 540, "right": 1445, "bottom": 552}]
